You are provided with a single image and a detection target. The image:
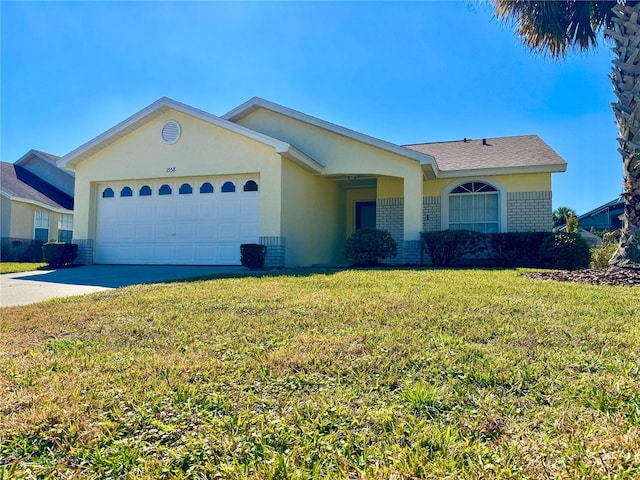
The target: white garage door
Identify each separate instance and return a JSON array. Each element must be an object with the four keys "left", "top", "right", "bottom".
[{"left": 95, "top": 176, "right": 260, "bottom": 265}]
